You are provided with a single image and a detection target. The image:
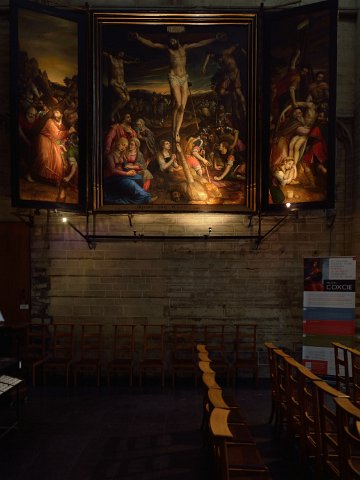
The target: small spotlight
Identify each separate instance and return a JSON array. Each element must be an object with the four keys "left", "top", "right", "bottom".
[
  {"left": 62, "top": 217, "right": 68, "bottom": 223},
  {"left": 286, "top": 202, "right": 291, "bottom": 209}
]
